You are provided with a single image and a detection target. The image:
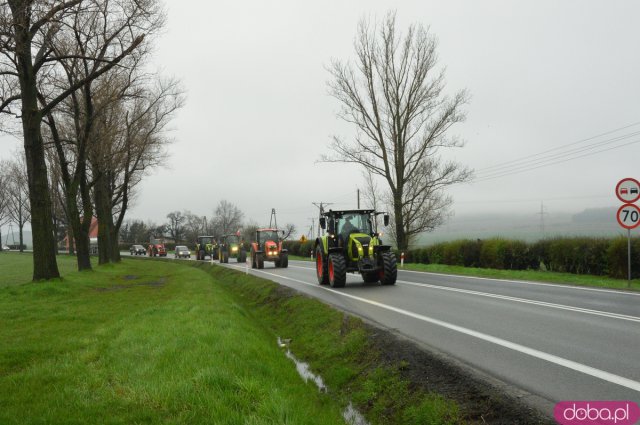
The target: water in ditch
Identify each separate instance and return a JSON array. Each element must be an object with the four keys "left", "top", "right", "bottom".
[{"left": 278, "top": 337, "right": 369, "bottom": 425}]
